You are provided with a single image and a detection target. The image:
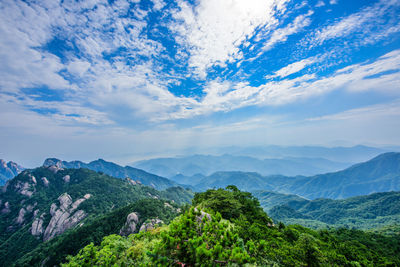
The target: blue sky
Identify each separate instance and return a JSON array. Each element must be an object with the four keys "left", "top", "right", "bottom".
[{"left": 1, "top": 0, "right": 400, "bottom": 167}]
